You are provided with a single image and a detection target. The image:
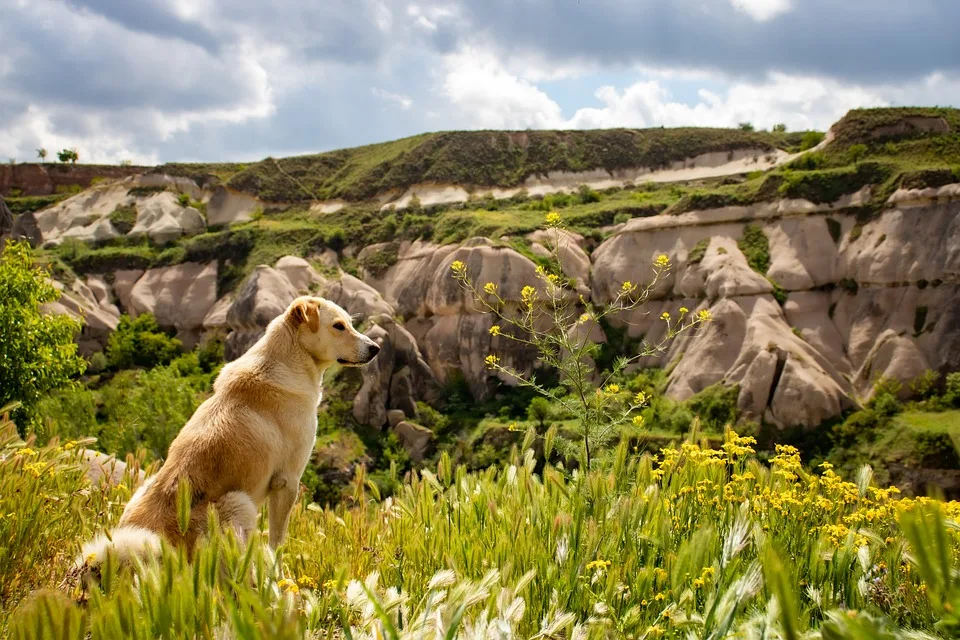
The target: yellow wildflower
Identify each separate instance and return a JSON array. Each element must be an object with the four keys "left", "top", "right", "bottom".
[
  {"left": 507, "top": 422, "right": 521, "bottom": 432},
  {"left": 483, "top": 282, "right": 498, "bottom": 295},
  {"left": 660, "top": 312, "right": 670, "bottom": 321},
  {"left": 697, "top": 309, "right": 712, "bottom": 322},
  {"left": 521, "top": 285, "right": 537, "bottom": 307},
  {"left": 647, "top": 625, "right": 664, "bottom": 638},
  {"left": 323, "top": 580, "right": 338, "bottom": 591},
  {"left": 620, "top": 281, "right": 633, "bottom": 293},
  {"left": 679, "top": 306, "right": 689, "bottom": 314},
  {"left": 655, "top": 254, "right": 670, "bottom": 268},
  {"left": 579, "top": 313, "right": 591, "bottom": 323},
  {"left": 634, "top": 391, "right": 647, "bottom": 405},
  {"left": 14, "top": 447, "right": 37, "bottom": 457},
  {"left": 545, "top": 211, "right": 562, "bottom": 226},
  {"left": 489, "top": 325, "right": 501, "bottom": 336},
  {"left": 632, "top": 415, "right": 645, "bottom": 427},
  {"left": 586, "top": 559, "right": 611, "bottom": 572},
  {"left": 277, "top": 578, "right": 299, "bottom": 594},
  {"left": 297, "top": 575, "right": 318, "bottom": 589},
  {"left": 605, "top": 384, "right": 620, "bottom": 394},
  {"left": 484, "top": 354, "right": 500, "bottom": 367},
  {"left": 450, "top": 260, "right": 466, "bottom": 274}
]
